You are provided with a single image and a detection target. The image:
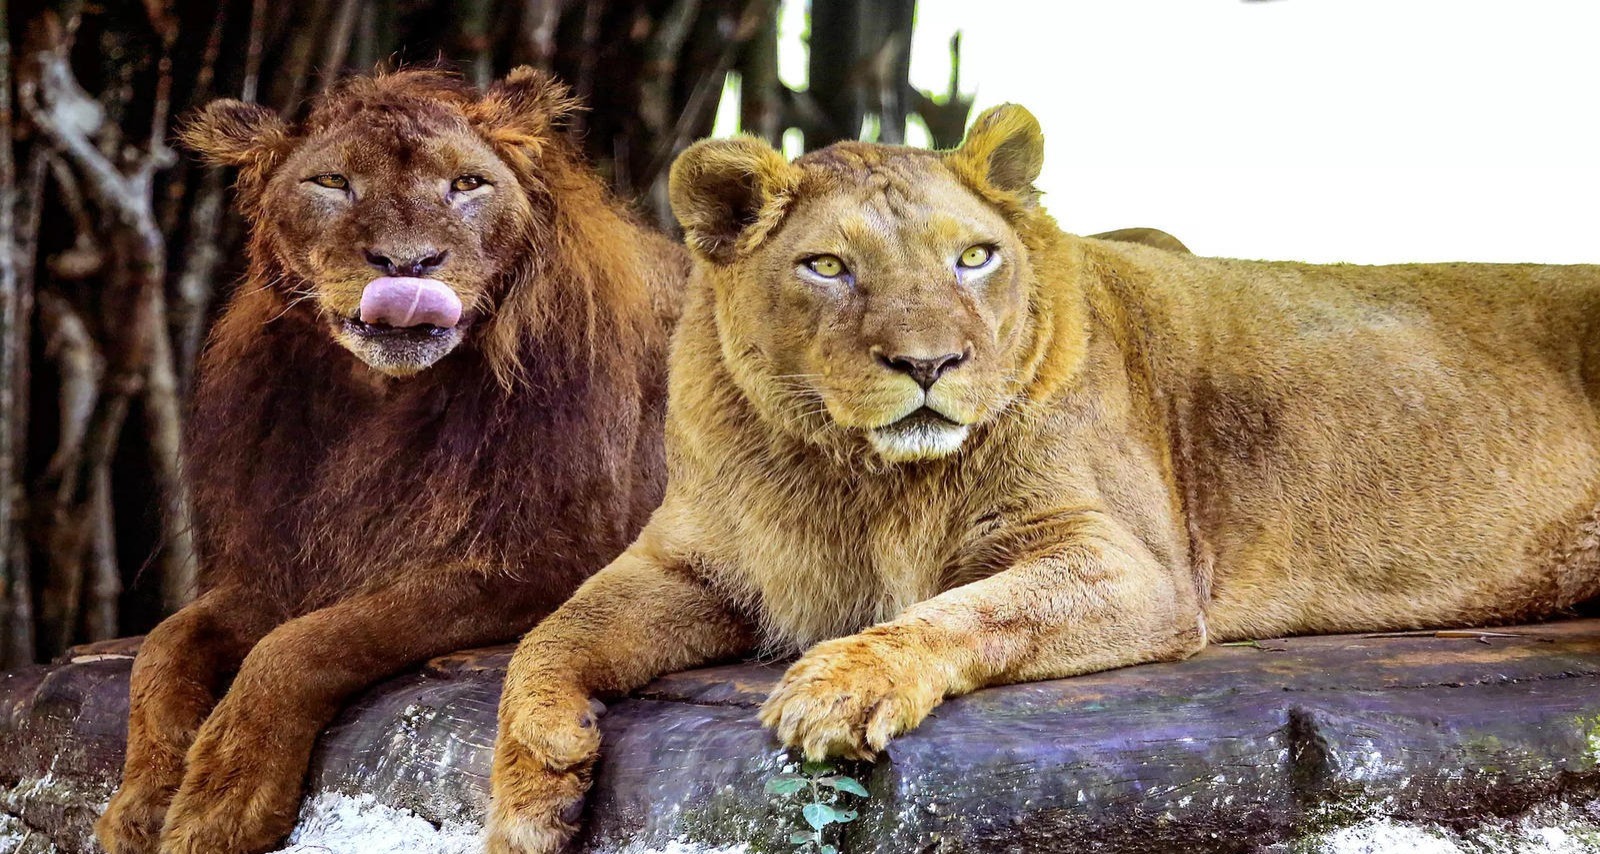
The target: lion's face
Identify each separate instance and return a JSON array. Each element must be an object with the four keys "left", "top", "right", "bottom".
[
  {"left": 256, "top": 117, "right": 533, "bottom": 375},
  {"left": 181, "top": 69, "right": 573, "bottom": 377},
  {"left": 719, "top": 161, "right": 1033, "bottom": 462},
  {"left": 670, "top": 107, "right": 1049, "bottom": 463}
]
